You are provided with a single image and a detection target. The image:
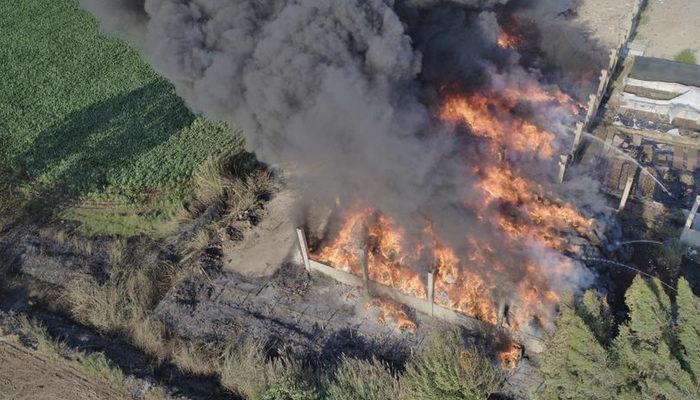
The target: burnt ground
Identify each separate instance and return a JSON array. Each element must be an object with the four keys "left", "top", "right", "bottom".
[{"left": 0, "top": 185, "right": 540, "bottom": 399}]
